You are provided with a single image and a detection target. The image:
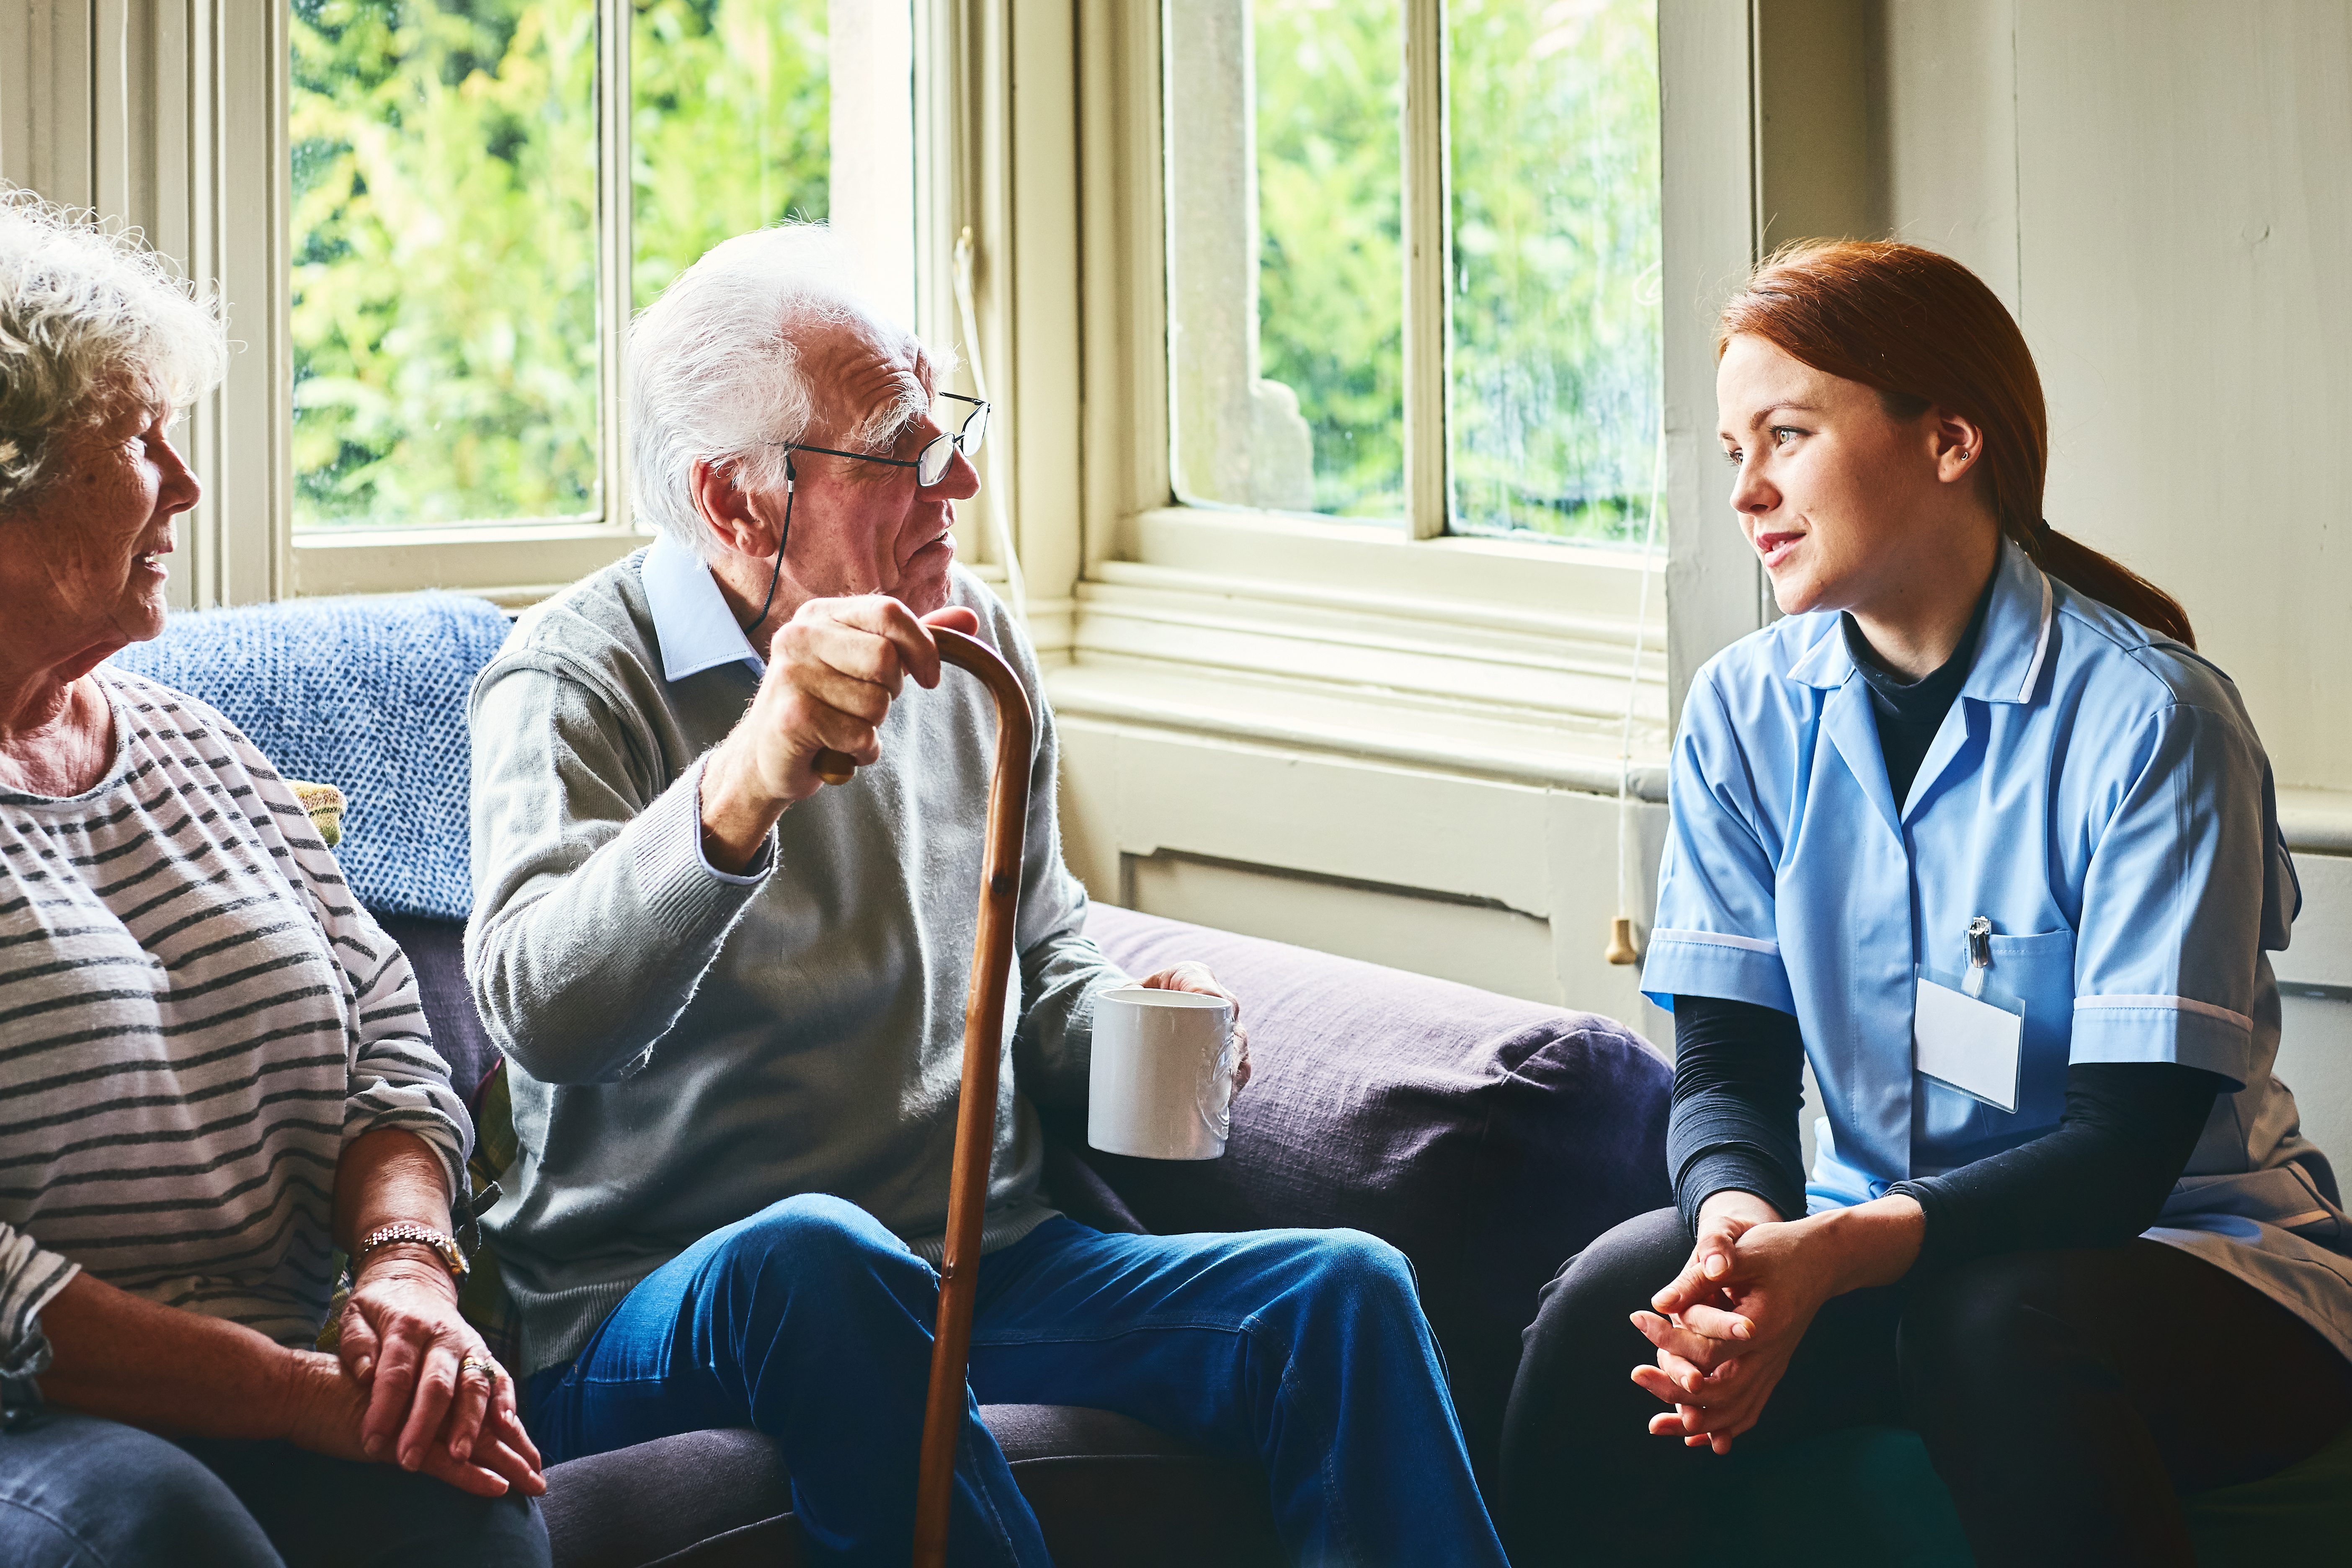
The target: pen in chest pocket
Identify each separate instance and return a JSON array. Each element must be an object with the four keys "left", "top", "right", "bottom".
[{"left": 1964, "top": 916, "right": 1992, "bottom": 999}]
